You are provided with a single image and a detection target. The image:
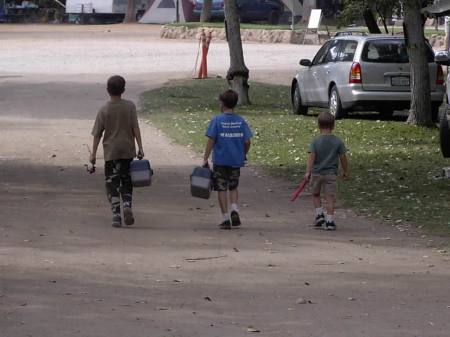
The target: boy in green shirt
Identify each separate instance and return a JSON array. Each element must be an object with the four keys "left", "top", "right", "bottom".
[
  {"left": 304, "top": 112, "right": 348, "bottom": 230},
  {"left": 90, "top": 75, "right": 144, "bottom": 228}
]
